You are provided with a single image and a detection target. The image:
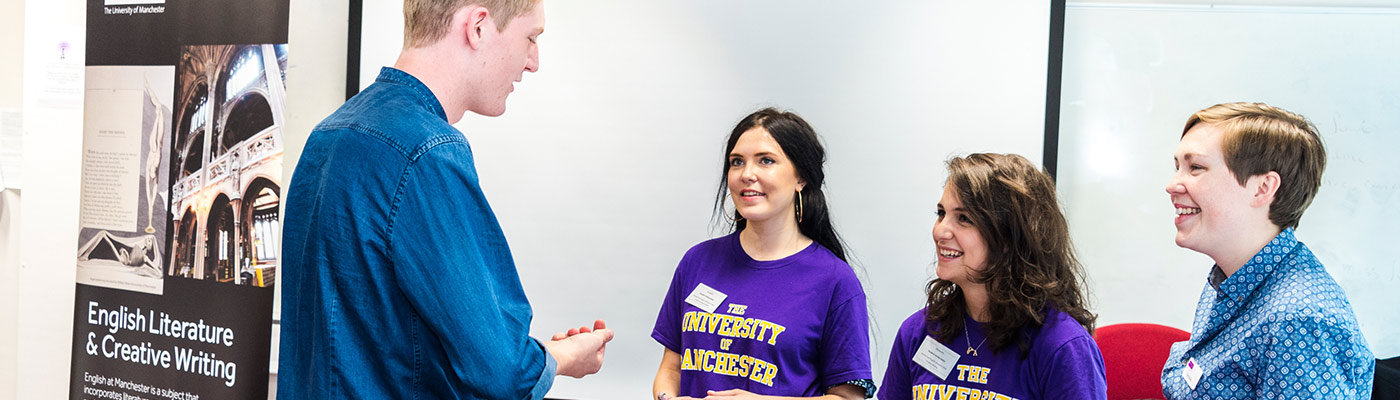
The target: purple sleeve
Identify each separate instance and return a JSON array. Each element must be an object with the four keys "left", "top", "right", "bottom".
[
  {"left": 877, "top": 312, "right": 920, "bottom": 400},
  {"left": 1037, "top": 335, "right": 1108, "bottom": 399},
  {"left": 877, "top": 332, "right": 912, "bottom": 400},
  {"left": 818, "top": 292, "right": 873, "bottom": 388},
  {"left": 651, "top": 257, "right": 686, "bottom": 352}
]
